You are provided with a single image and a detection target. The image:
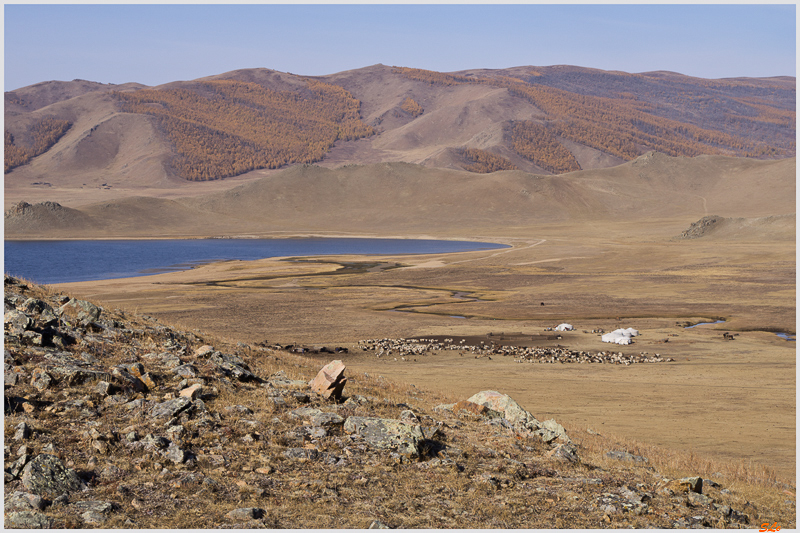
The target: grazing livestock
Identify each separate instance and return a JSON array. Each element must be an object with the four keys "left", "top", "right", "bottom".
[{"left": 358, "top": 337, "right": 673, "bottom": 365}]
